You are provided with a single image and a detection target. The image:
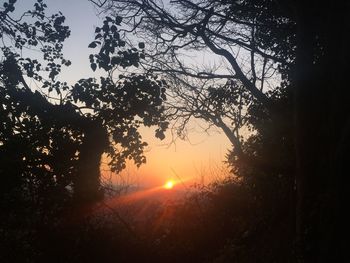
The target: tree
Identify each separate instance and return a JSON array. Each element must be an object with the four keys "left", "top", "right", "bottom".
[
  {"left": 292, "top": 1, "right": 349, "bottom": 261},
  {"left": 0, "top": 0, "right": 168, "bottom": 205},
  {"left": 89, "top": 0, "right": 295, "bottom": 198},
  {"left": 91, "top": 0, "right": 349, "bottom": 261},
  {"left": 88, "top": 0, "right": 295, "bottom": 156},
  {"left": 87, "top": 3, "right": 297, "bottom": 224}
]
